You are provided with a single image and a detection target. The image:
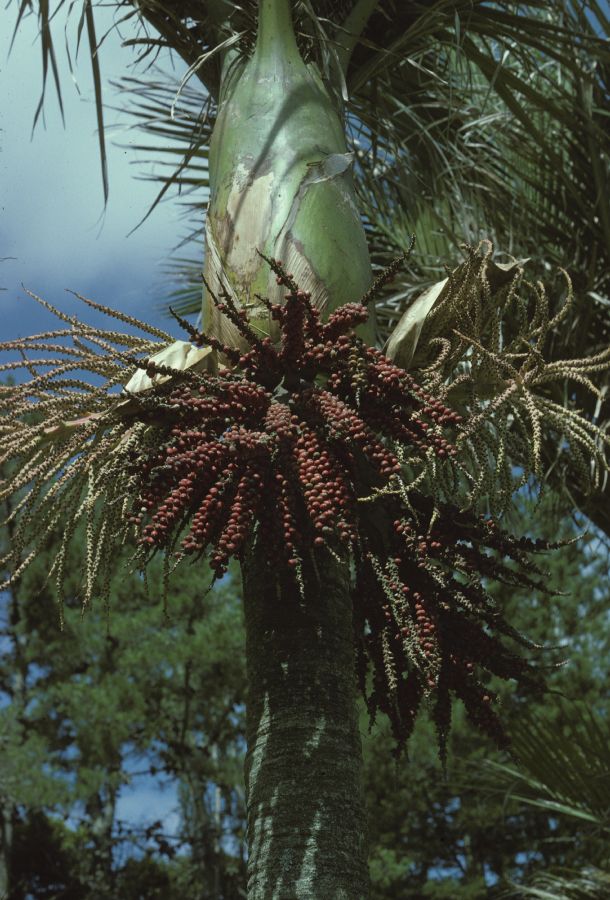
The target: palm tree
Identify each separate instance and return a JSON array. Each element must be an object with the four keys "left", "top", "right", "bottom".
[
  {"left": 6, "top": 1, "right": 610, "bottom": 896},
  {"left": 480, "top": 700, "right": 610, "bottom": 898},
  {"left": 108, "top": 0, "right": 610, "bottom": 533}
]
